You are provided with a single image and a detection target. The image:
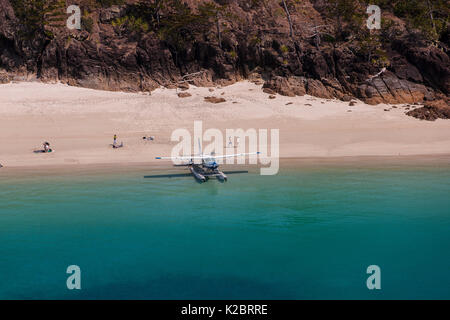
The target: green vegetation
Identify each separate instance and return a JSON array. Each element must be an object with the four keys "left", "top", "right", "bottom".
[
  {"left": 324, "top": 0, "right": 449, "bottom": 43},
  {"left": 280, "top": 44, "right": 289, "bottom": 54},
  {"left": 82, "top": 16, "right": 94, "bottom": 33},
  {"left": 250, "top": 36, "right": 262, "bottom": 46},
  {"left": 120, "top": 0, "right": 234, "bottom": 57},
  {"left": 10, "top": 0, "right": 446, "bottom": 70},
  {"left": 112, "top": 15, "right": 149, "bottom": 34},
  {"left": 358, "top": 32, "right": 388, "bottom": 65},
  {"left": 273, "top": 7, "right": 285, "bottom": 18},
  {"left": 325, "top": 0, "right": 364, "bottom": 41},
  {"left": 95, "top": 0, "right": 125, "bottom": 7},
  {"left": 11, "top": 0, "right": 66, "bottom": 39},
  {"left": 320, "top": 0, "right": 449, "bottom": 65},
  {"left": 391, "top": 0, "right": 449, "bottom": 42},
  {"left": 152, "top": 0, "right": 211, "bottom": 51},
  {"left": 11, "top": 0, "right": 128, "bottom": 38},
  {"left": 228, "top": 50, "right": 238, "bottom": 59}
]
